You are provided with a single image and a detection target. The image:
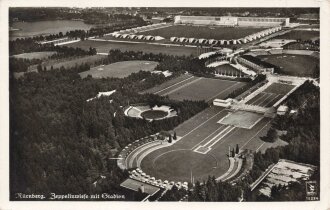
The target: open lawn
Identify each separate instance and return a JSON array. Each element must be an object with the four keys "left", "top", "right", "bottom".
[
  {"left": 12, "top": 51, "right": 56, "bottom": 60},
  {"left": 67, "top": 40, "right": 198, "bottom": 56},
  {"left": 218, "top": 111, "right": 264, "bottom": 129},
  {"left": 141, "top": 110, "right": 168, "bottom": 120},
  {"left": 79, "top": 60, "right": 159, "bottom": 78},
  {"left": 144, "top": 75, "right": 246, "bottom": 102},
  {"left": 29, "top": 54, "right": 107, "bottom": 71},
  {"left": 258, "top": 54, "right": 319, "bottom": 77},
  {"left": 275, "top": 30, "right": 319, "bottom": 41},
  {"left": 136, "top": 106, "right": 273, "bottom": 182},
  {"left": 136, "top": 25, "right": 265, "bottom": 40}
]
